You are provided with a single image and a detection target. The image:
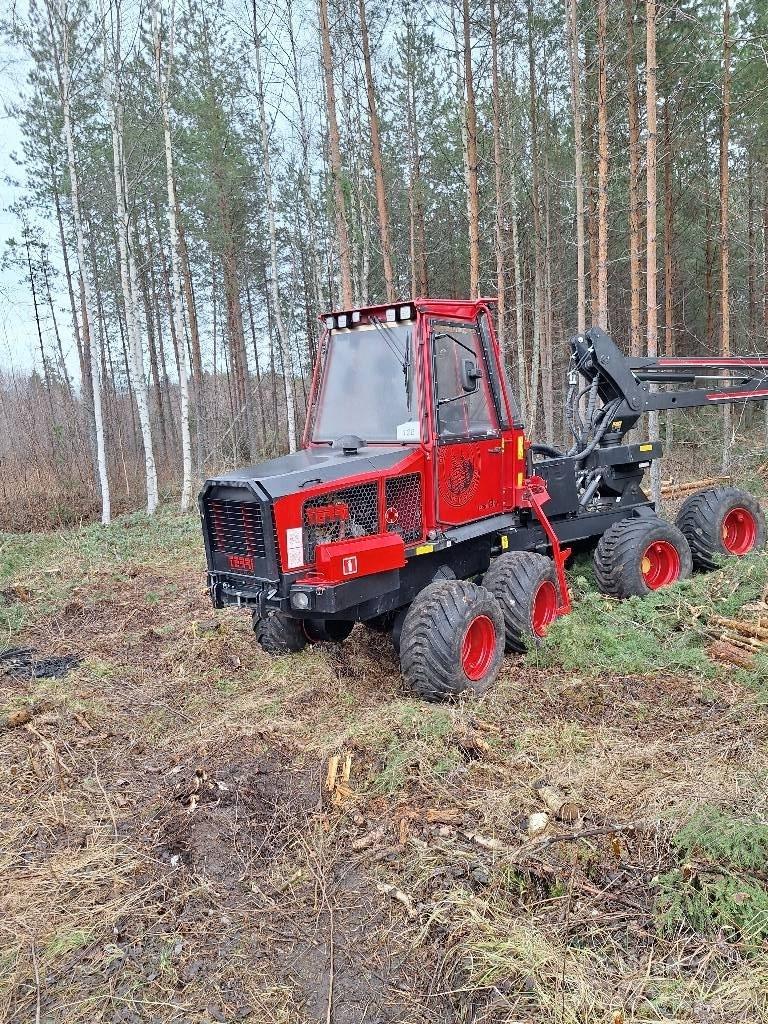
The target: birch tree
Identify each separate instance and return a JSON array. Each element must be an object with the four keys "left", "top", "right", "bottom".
[
  {"left": 102, "top": 0, "right": 158, "bottom": 513},
  {"left": 45, "top": 0, "right": 111, "bottom": 524},
  {"left": 153, "top": 0, "right": 192, "bottom": 510},
  {"left": 252, "top": 16, "right": 297, "bottom": 453}
]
